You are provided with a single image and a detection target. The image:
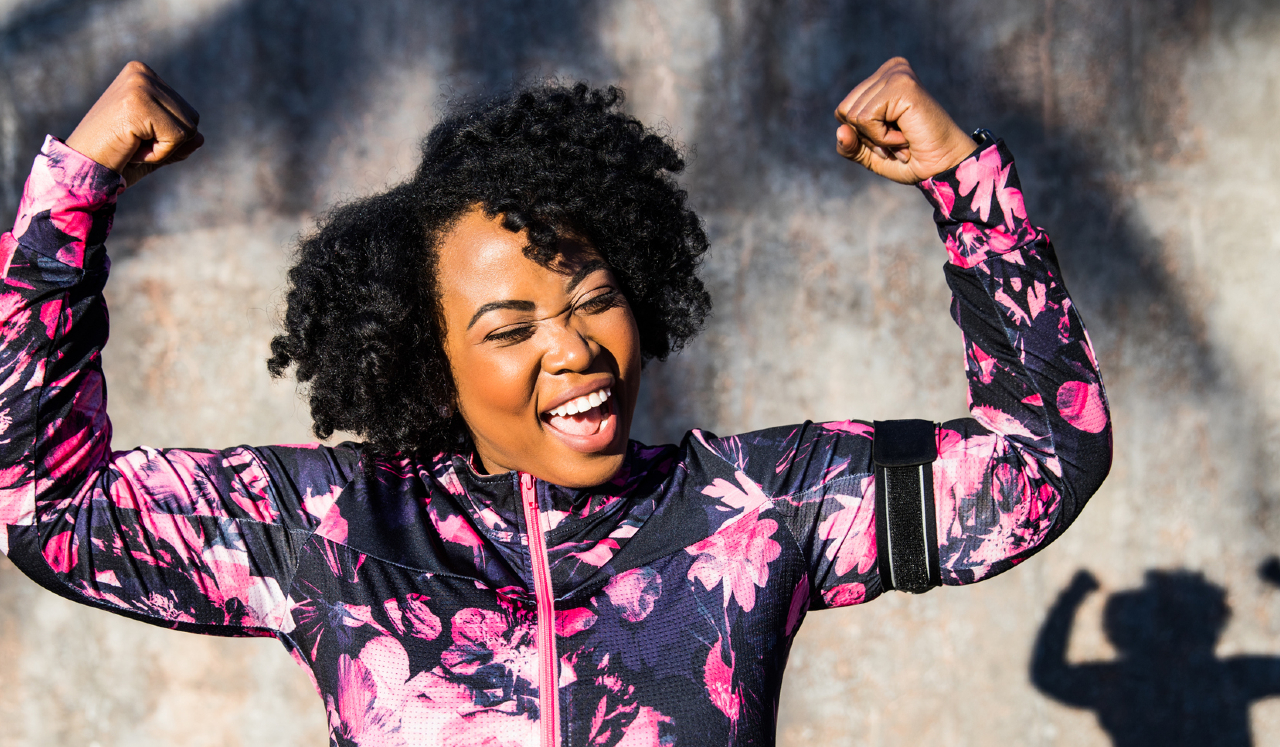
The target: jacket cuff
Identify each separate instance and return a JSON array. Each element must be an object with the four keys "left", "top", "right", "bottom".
[
  {"left": 917, "top": 136, "right": 1037, "bottom": 269},
  {"left": 6, "top": 136, "right": 126, "bottom": 269}
]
